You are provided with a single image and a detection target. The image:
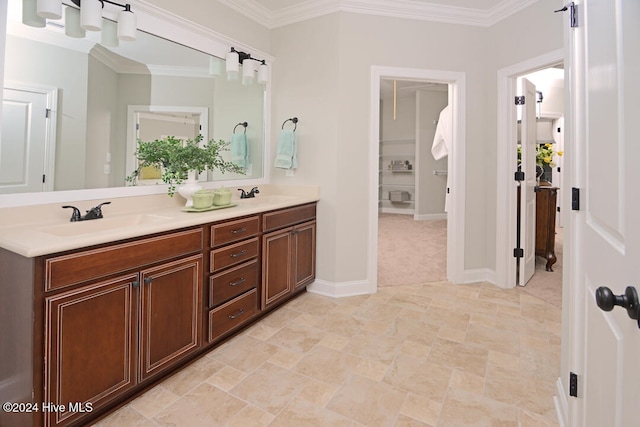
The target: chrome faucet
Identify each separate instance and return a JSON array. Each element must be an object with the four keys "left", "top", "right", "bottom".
[
  {"left": 238, "top": 187, "right": 260, "bottom": 199},
  {"left": 62, "top": 202, "right": 111, "bottom": 222}
]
